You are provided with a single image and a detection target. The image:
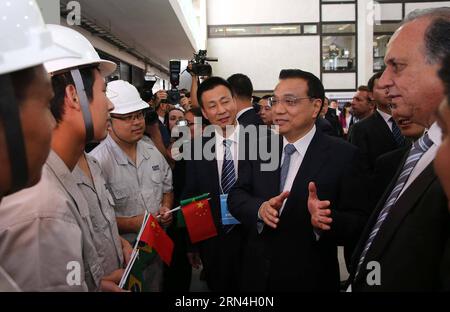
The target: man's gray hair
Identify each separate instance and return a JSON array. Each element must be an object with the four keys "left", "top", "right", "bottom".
[{"left": 403, "top": 7, "right": 450, "bottom": 64}]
